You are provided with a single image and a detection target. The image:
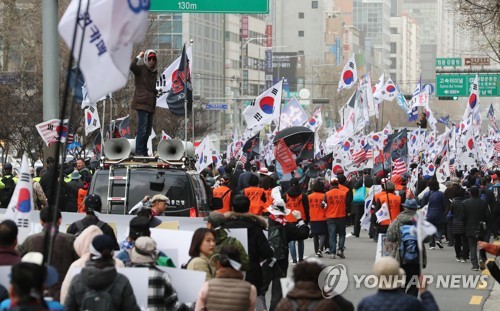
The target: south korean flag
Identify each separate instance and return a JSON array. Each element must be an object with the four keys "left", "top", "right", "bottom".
[{"left": 243, "top": 80, "right": 283, "bottom": 131}]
